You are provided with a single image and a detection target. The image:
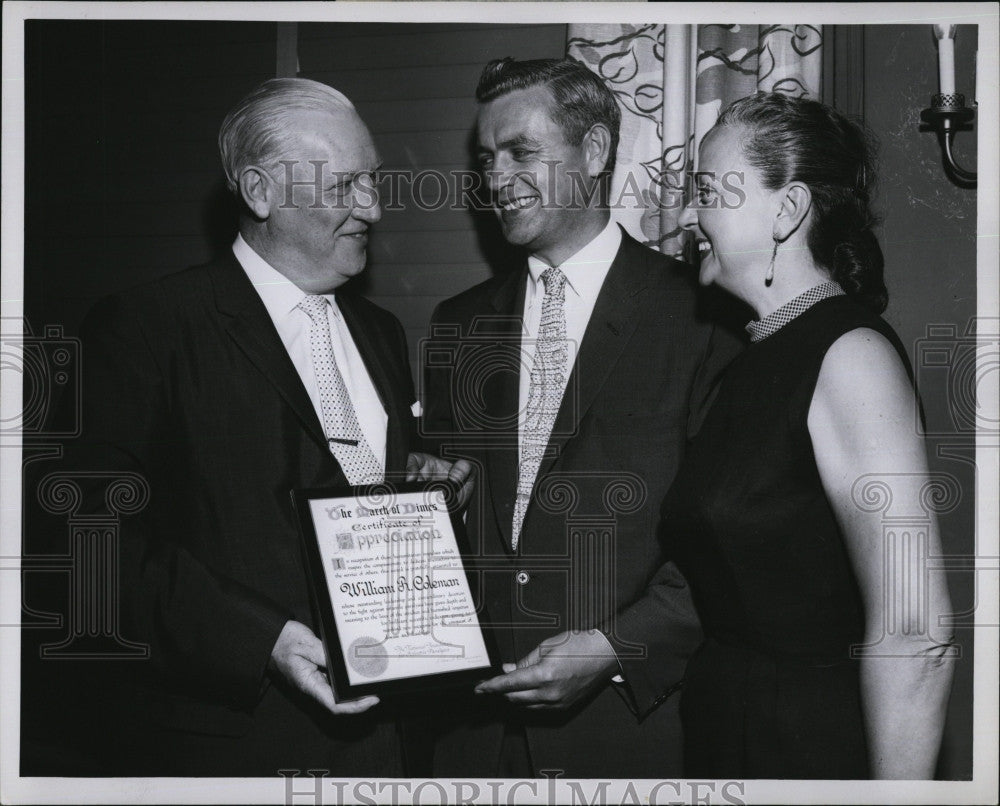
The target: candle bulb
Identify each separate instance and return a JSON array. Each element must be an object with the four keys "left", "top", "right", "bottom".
[
  {"left": 939, "top": 37, "right": 956, "bottom": 95},
  {"left": 934, "top": 24, "right": 957, "bottom": 97}
]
